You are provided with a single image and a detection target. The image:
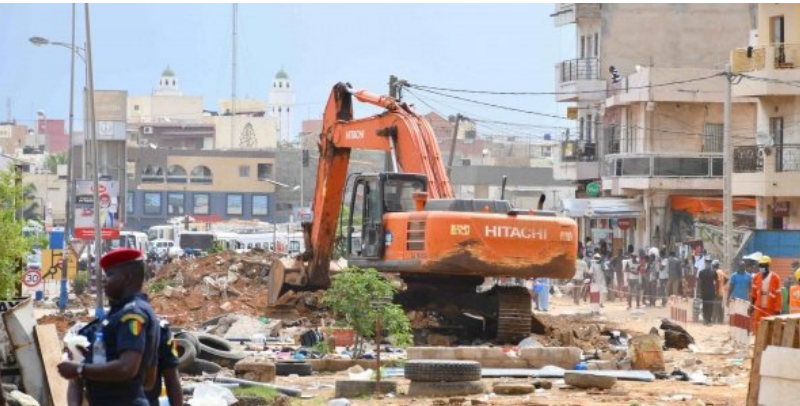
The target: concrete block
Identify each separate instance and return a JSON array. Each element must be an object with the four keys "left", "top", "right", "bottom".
[
  {"left": 234, "top": 357, "right": 276, "bottom": 383},
  {"left": 758, "top": 346, "right": 800, "bottom": 406},
  {"left": 564, "top": 372, "right": 617, "bottom": 390},
  {"left": 520, "top": 347, "right": 582, "bottom": 369},
  {"left": 492, "top": 382, "right": 534, "bottom": 395}
]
